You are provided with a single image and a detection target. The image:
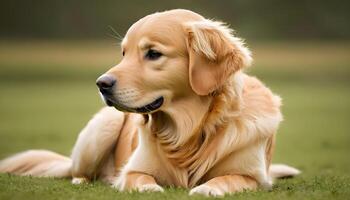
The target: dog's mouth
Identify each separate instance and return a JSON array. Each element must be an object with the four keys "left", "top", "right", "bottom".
[{"left": 103, "top": 95, "right": 164, "bottom": 114}]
